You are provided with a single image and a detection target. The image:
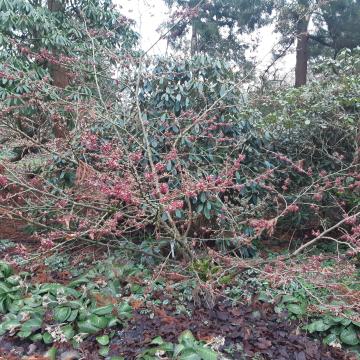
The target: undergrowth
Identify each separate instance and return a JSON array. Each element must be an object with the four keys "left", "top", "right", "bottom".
[{"left": 0, "top": 245, "right": 359, "bottom": 359}]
